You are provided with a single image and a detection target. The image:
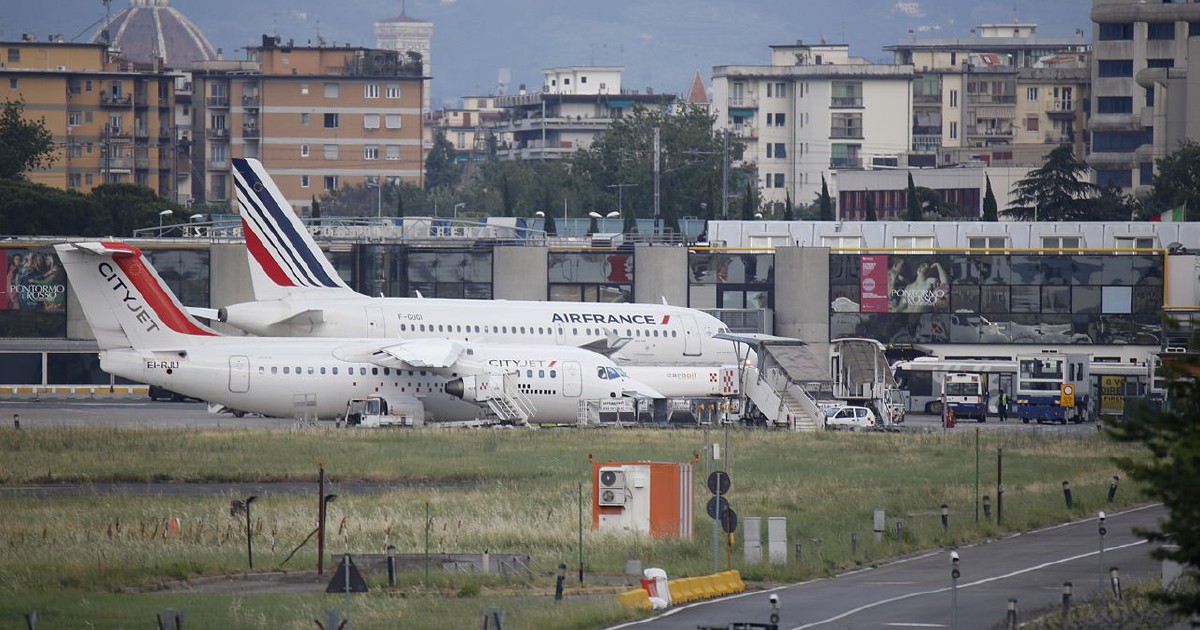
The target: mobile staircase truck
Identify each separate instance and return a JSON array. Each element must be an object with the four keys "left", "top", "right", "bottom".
[{"left": 1014, "top": 353, "right": 1090, "bottom": 424}]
